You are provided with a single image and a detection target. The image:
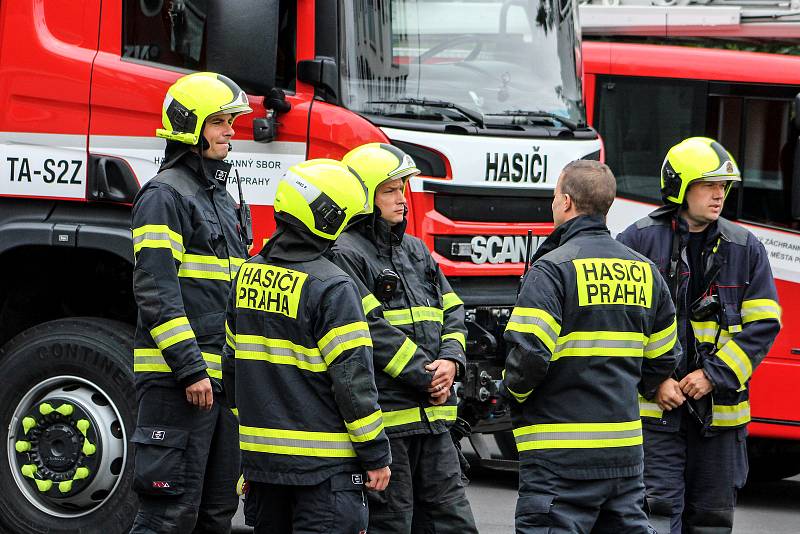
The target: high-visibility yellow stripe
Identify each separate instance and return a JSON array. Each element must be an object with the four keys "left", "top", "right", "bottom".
[
  {"left": 132, "top": 224, "right": 184, "bottom": 261},
  {"left": 318, "top": 322, "right": 372, "bottom": 365},
  {"left": 235, "top": 334, "right": 326, "bottom": 372},
  {"left": 741, "top": 298, "right": 782, "bottom": 324},
  {"left": 513, "top": 420, "right": 643, "bottom": 452},
  {"left": 711, "top": 401, "right": 750, "bottom": 427},
  {"left": 133, "top": 348, "right": 171, "bottom": 373},
  {"left": 638, "top": 395, "right": 663, "bottom": 419},
  {"left": 424, "top": 405, "right": 457, "bottom": 422},
  {"left": 644, "top": 319, "right": 677, "bottom": 359},
  {"left": 383, "top": 407, "right": 422, "bottom": 427},
  {"left": 225, "top": 321, "right": 236, "bottom": 350},
  {"left": 502, "top": 369, "right": 533, "bottom": 403},
  {"left": 383, "top": 307, "right": 444, "bottom": 326},
  {"left": 239, "top": 425, "right": 356, "bottom": 457},
  {"left": 716, "top": 340, "right": 752, "bottom": 388},
  {"left": 178, "top": 254, "right": 232, "bottom": 281},
  {"left": 362, "top": 294, "right": 381, "bottom": 315},
  {"left": 150, "top": 317, "right": 195, "bottom": 351},
  {"left": 441, "top": 332, "right": 466, "bottom": 350},
  {"left": 231, "top": 407, "right": 239, "bottom": 417},
  {"left": 229, "top": 257, "right": 246, "bottom": 280},
  {"left": 551, "top": 331, "right": 646, "bottom": 360},
  {"left": 691, "top": 321, "right": 732, "bottom": 346},
  {"left": 202, "top": 352, "right": 222, "bottom": 379},
  {"left": 442, "top": 292, "right": 463, "bottom": 311},
  {"left": 383, "top": 338, "right": 417, "bottom": 378},
  {"left": 344, "top": 410, "right": 385, "bottom": 442},
  {"left": 505, "top": 307, "right": 561, "bottom": 352}
]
